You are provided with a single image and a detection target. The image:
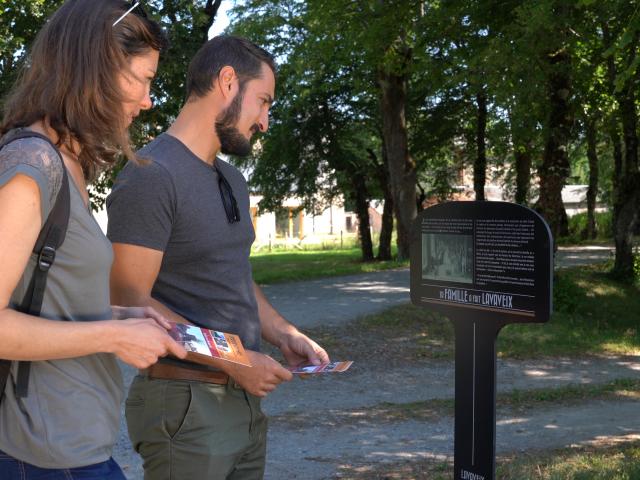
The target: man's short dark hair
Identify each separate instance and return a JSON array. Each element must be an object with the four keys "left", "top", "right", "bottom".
[{"left": 186, "top": 35, "right": 276, "bottom": 100}]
